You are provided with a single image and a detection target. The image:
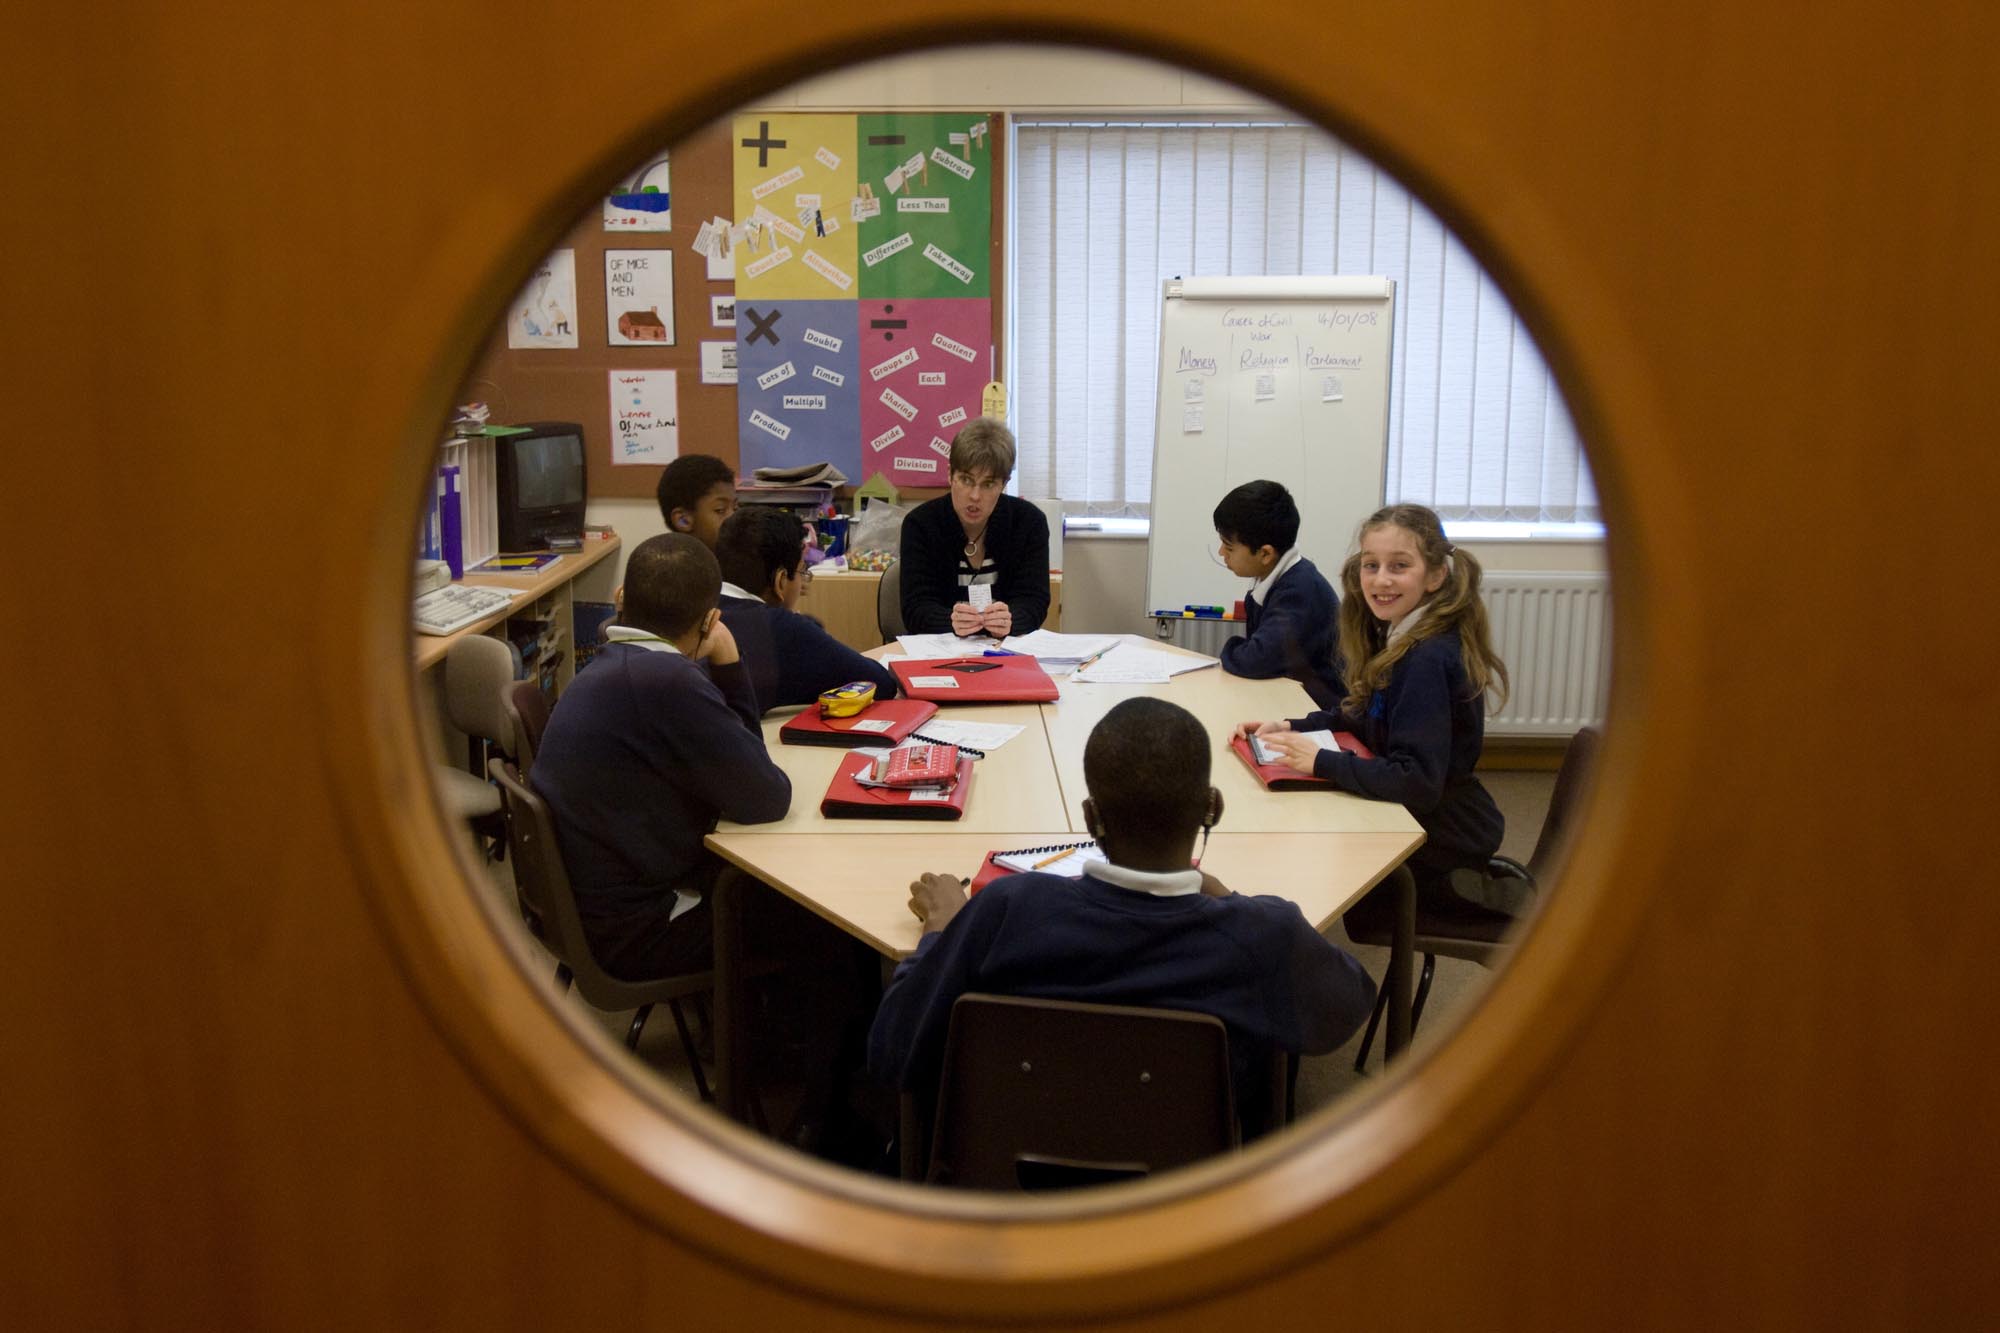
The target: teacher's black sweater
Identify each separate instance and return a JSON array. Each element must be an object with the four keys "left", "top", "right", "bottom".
[{"left": 897, "top": 492, "right": 1051, "bottom": 636}]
